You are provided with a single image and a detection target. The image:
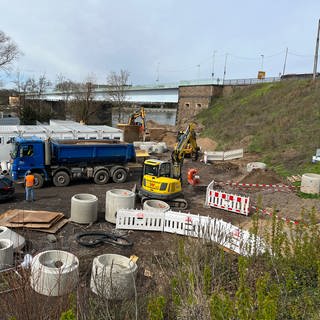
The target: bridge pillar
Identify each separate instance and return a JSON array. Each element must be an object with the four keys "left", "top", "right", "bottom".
[{"left": 176, "top": 85, "right": 223, "bottom": 127}]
